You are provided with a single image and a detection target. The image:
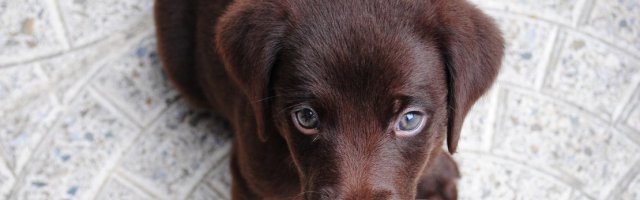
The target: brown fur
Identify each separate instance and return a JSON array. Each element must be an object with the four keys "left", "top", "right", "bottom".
[{"left": 154, "top": 0, "right": 503, "bottom": 199}]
